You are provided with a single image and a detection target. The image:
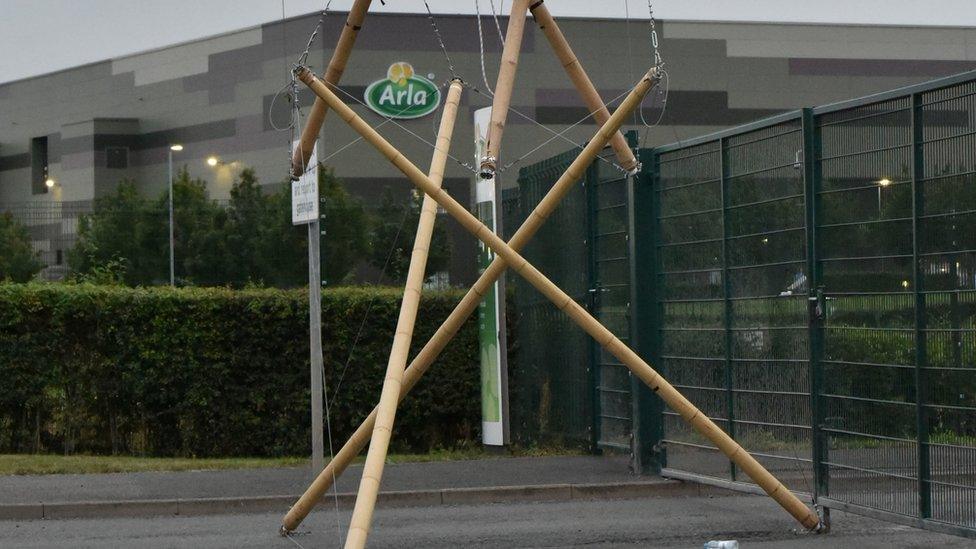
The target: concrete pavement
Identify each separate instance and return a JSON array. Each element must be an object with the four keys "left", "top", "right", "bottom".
[
  {"left": 0, "top": 455, "right": 709, "bottom": 521},
  {"left": 0, "top": 456, "right": 637, "bottom": 504},
  {"left": 1, "top": 493, "right": 970, "bottom": 548}
]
